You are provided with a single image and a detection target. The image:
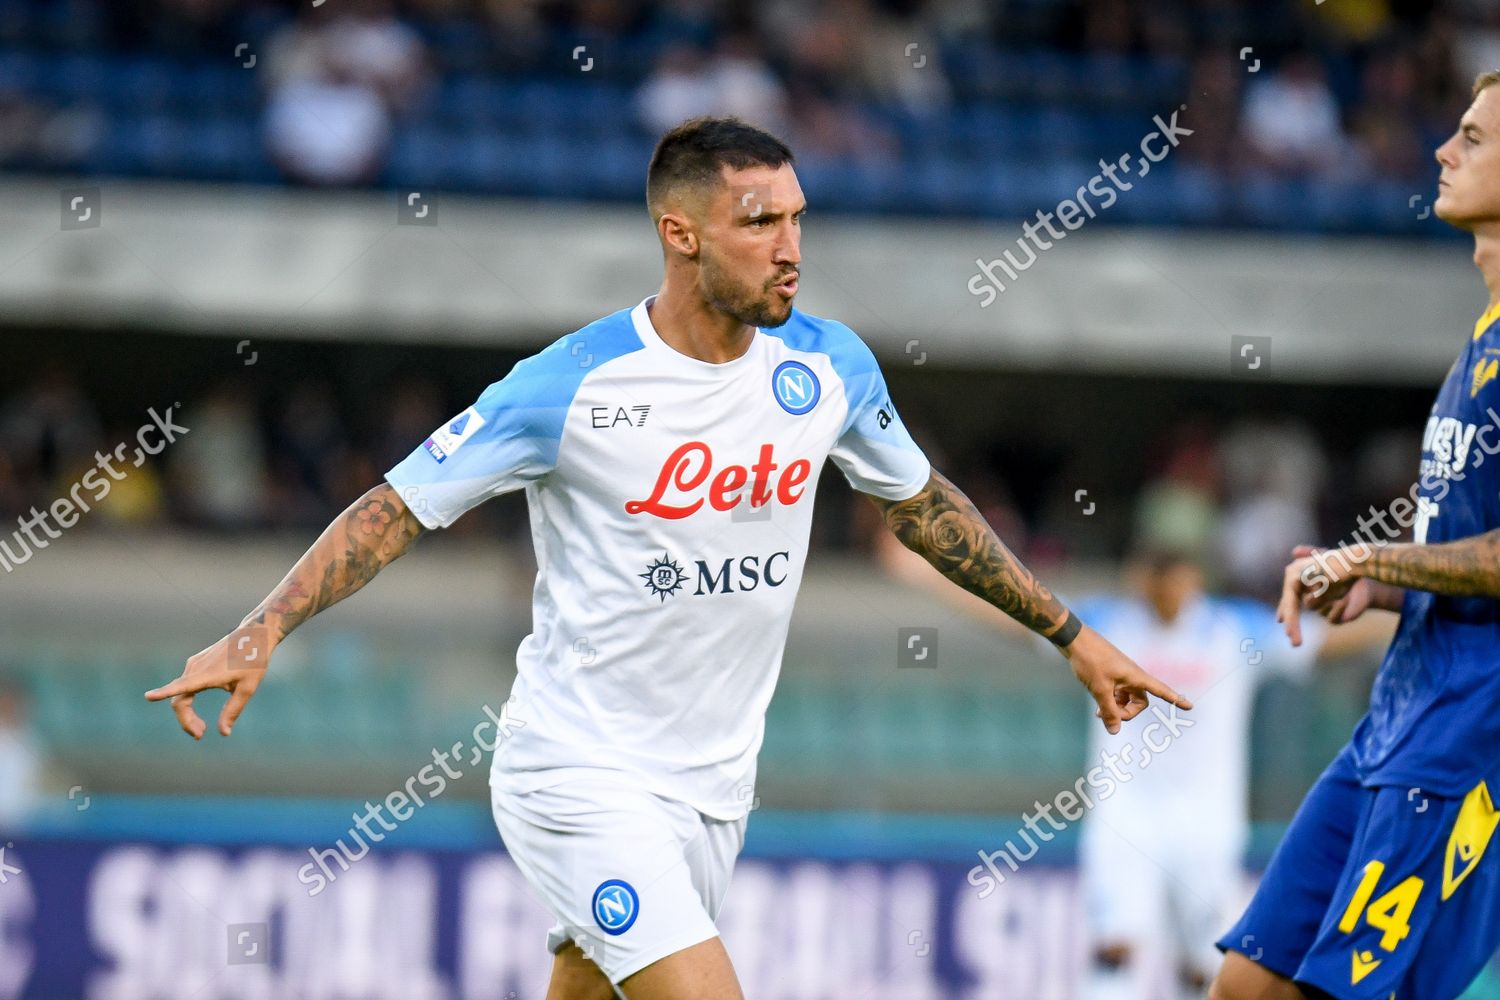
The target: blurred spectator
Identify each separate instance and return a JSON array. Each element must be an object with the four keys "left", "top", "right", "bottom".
[
  {"left": 172, "top": 385, "right": 268, "bottom": 530},
  {"left": 267, "top": 383, "right": 349, "bottom": 528},
  {"left": 1132, "top": 430, "right": 1221, "bottom": 569},
  {"left": 264, "top": 57, "right": 393, "bottom": 186},
  {"left": 1451, "top": 6, "right": 1500, "bottom": 84},
  {"left": 634, "top": 37, "right": 787, "bottom": 138},
  {"left": 1241, "top": 55, "right": 1349, "bottom": 175},
  {"left": 262, "top": 0, "right": 429, "bottom": 186},
  {"left": 1218, "top": 420, "right": 1327, "bottom": 598},
  {"left": 782, "top": 77, "right": 901, "bottom": 163},
  {"left": 708, "top": 33, "right": 791, "bottom": 133},
  {"left": 634, "top": 45, "right": 721, "bottom": 134},
  {"left": 0, "top": 681, "right": 42, "bottom": 833},
  {"left": 0, "top": 91, "right": 47, "bottom": 167},
  {"left": 322, "top": 0, "right": 430, "bottom": 111},
  {"left": 0, "top": 370, "right": 103, "bottom": 515},
  {"left": 378, "top": 379, "right": 447, "bottom": 473},
  {"left": 842, "top": 0, "right": 952, "bottom": 116},
  {"left": 81, "top": 426, "right": 169, "bottom": 528},
  {"left": 1310, "top": 0, "right": 1395, "bottom": 46},
  {"left": 1178, "top": 52, "right": 1243, "bottom": 176},
  {"left": 1349, "top": 49, "right": 1430, "bottom": 181}
]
